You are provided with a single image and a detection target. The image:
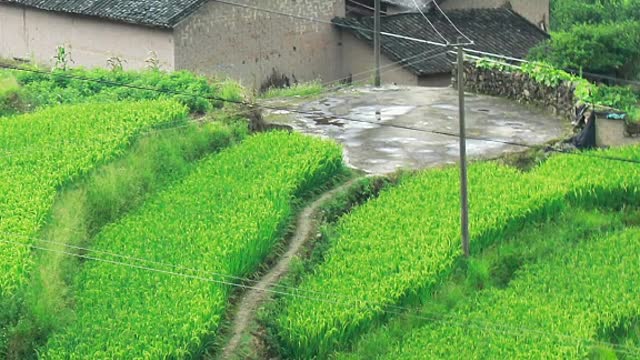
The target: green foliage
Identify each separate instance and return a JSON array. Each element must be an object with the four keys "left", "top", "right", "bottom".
[
  {"left": 551, "top": 0, "right": 640, "bottom": 31},
  {"left": 0, "top": 100, "right": 188, "bottom": 301},
  {"left": 475, "top": 58, "right": 516, "bottom": 72},
  {"left": 274, "top": 144, "right": 640, "bottom": 358},
  {"left": 520, "top": 61, "right": 584, "bottom": 87},
  {"left": 4, "top": 120, "right": 248, "bottom": 359},
  {"left": 475, "top": 59, "right": 640, "bottom": 122},
  {"left": 2, "top": 66, "right": 246, "bottom": 114},
  {"left": 536, "top": 0, "right": 640, "bottom": 80},
  {"left": 0, "top": 74, "right": 27, "bottom": 117},
  {"left": 41, "top": 132, "right": 344, "bottom": 359},
  {"left": 387, "top": 227, "right": 640, "bottom": 359},
  {"left": 260, "top": 81, "right": 325, "bottom": 99},
  {"left": 590, "top": 84, "right": 639, "bottom": 110},
  {"left": 530, "top": 21, "right": 640, "bottom": 79},
  {"left": 51, "top": 45, "right": 73, "bottom": 71},
  {"left": 627, "top": 107, "right": 640, "bottom": 123}
]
